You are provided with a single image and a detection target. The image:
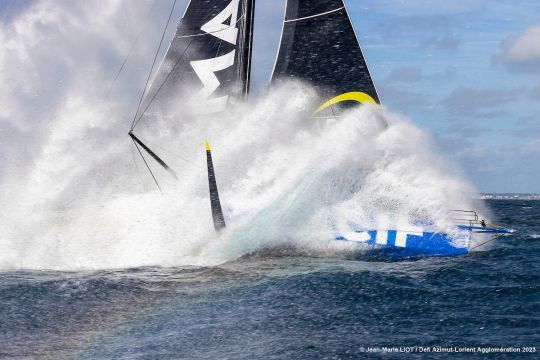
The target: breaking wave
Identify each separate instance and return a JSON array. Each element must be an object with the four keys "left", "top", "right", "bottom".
[{"left": 0, "top": 81, "right": 488, "bottom": 270}]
